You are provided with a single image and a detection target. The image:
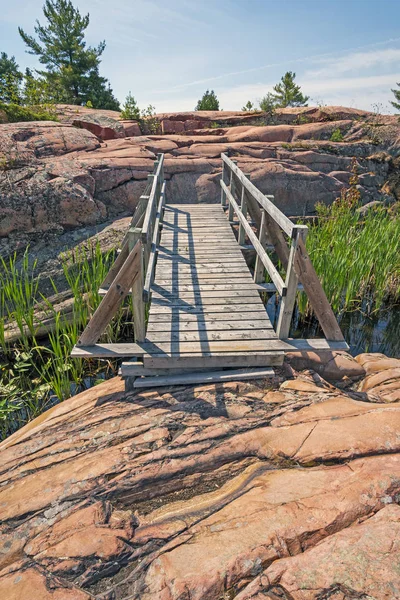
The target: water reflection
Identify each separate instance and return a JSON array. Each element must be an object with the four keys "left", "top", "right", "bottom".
[{"left": 266, "top": 297, "right": 400, "bottom": 357}]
